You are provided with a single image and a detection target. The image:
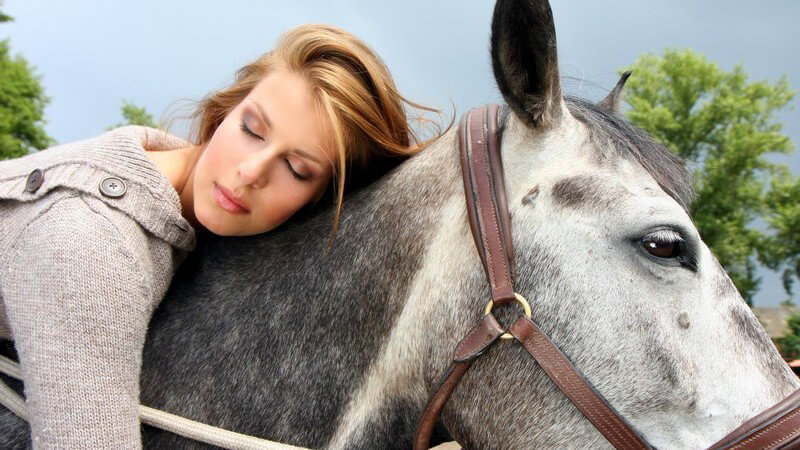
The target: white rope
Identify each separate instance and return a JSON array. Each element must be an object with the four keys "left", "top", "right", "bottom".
[{"left": 0, "top": 355, "right": 308, "bottom": 450}]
